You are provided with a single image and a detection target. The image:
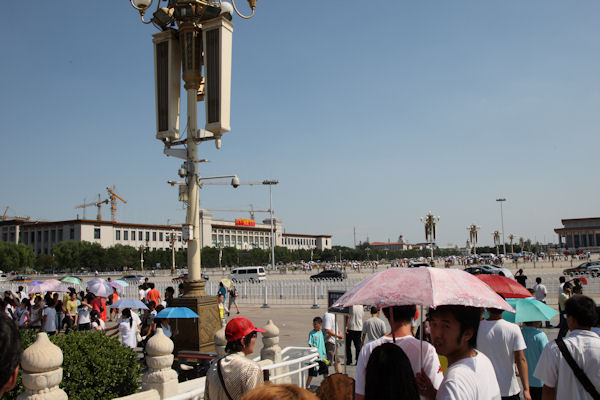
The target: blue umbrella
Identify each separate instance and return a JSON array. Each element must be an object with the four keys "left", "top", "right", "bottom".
[
  {"left": 110, "top": 299, "right": 149, "bottom": 310},
  {"left": 155, "top": 307, "right": 199, "bottom": 319},
  {"left": 502, "top": 298, "right": 558, "bottom": 323}
]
